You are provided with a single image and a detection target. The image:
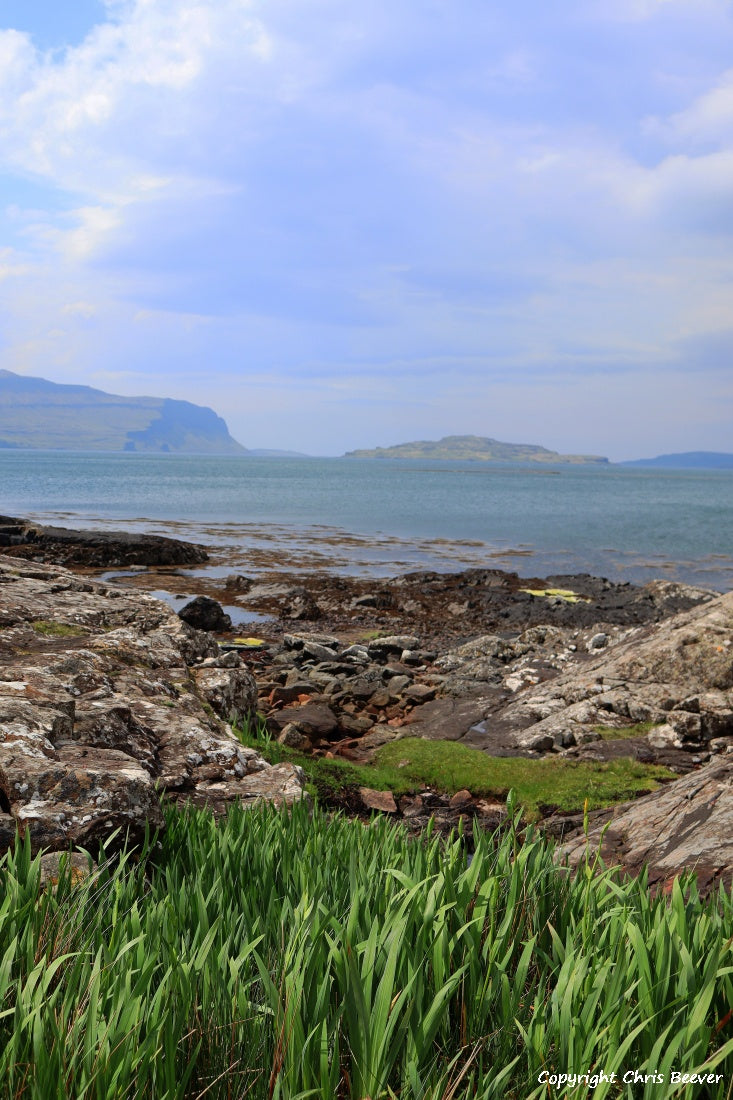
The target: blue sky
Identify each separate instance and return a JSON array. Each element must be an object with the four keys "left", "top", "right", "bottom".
[{"left": 1, "top": 0, "right": 733, "bottom": 458}]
